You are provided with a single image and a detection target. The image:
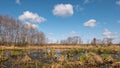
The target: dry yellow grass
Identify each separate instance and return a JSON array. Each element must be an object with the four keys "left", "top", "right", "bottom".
[{"left": 0, "top": 45, "right": 120, "bottom": 50}]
